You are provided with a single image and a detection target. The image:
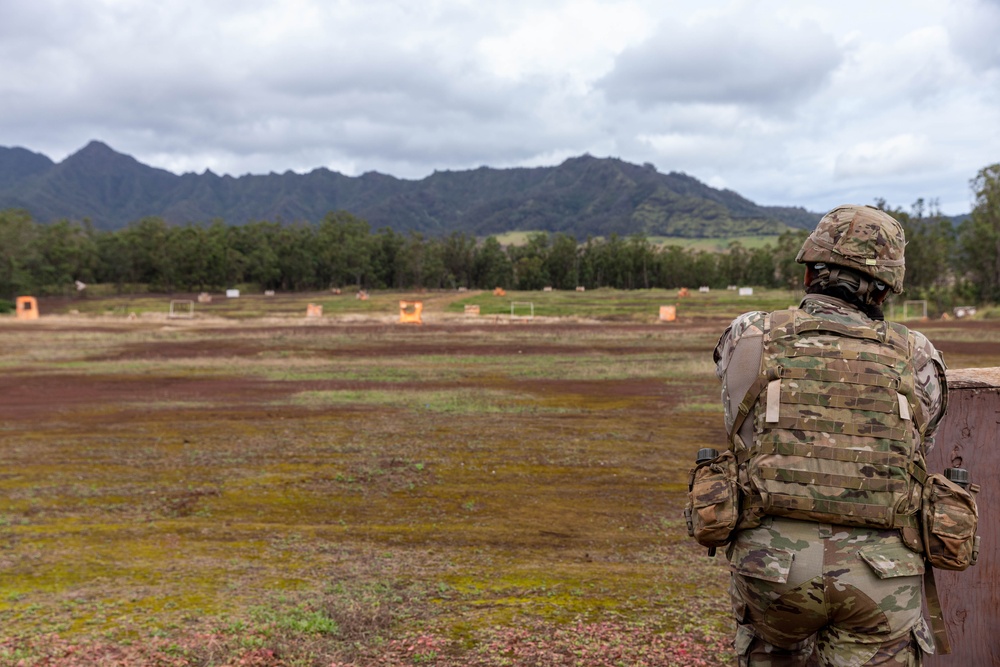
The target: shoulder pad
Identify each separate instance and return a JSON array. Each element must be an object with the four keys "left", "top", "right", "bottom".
[
  {"left": 728, "top": 311, "right": 768, "bottom": 342},
  {"left": 909, "top": 329, "right": 946, "bottom": 371}
]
